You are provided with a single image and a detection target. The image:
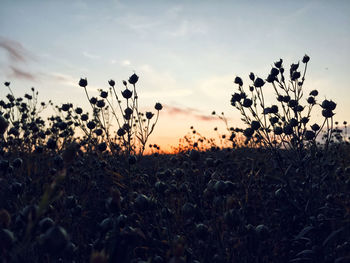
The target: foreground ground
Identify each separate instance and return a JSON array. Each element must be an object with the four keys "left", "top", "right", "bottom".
[{"left": 0, "top": 145, "right": 350, "bottom": 263}]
